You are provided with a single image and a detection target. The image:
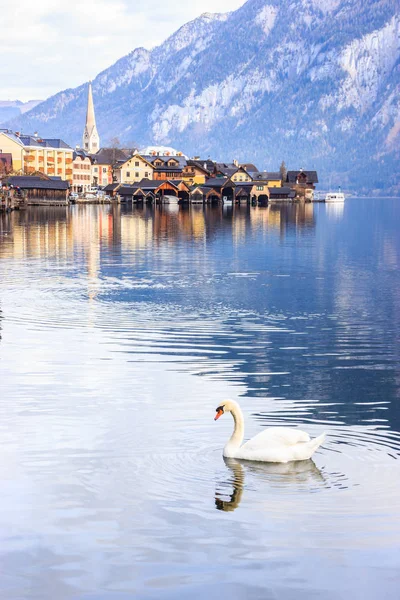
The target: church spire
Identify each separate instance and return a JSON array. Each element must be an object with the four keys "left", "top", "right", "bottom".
[{"left": 83, "top": 81, "right": 100, "bottom": 154}]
